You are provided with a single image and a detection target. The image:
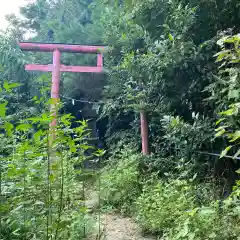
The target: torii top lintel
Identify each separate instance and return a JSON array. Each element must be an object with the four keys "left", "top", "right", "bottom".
[
  {"left": 18, "top": 42, "right": 105, "bottom": 53},
  {"left": 17, "top": 42, "right": 106, "bottom": 73}
]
